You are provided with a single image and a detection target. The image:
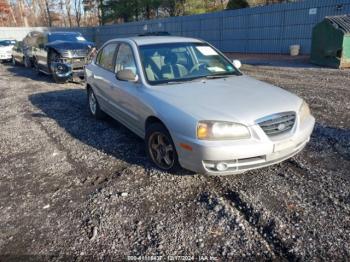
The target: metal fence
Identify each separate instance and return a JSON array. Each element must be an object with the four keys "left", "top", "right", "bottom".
[{"left": 1, "top": 0, "right": 349, "bottom": 54}]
